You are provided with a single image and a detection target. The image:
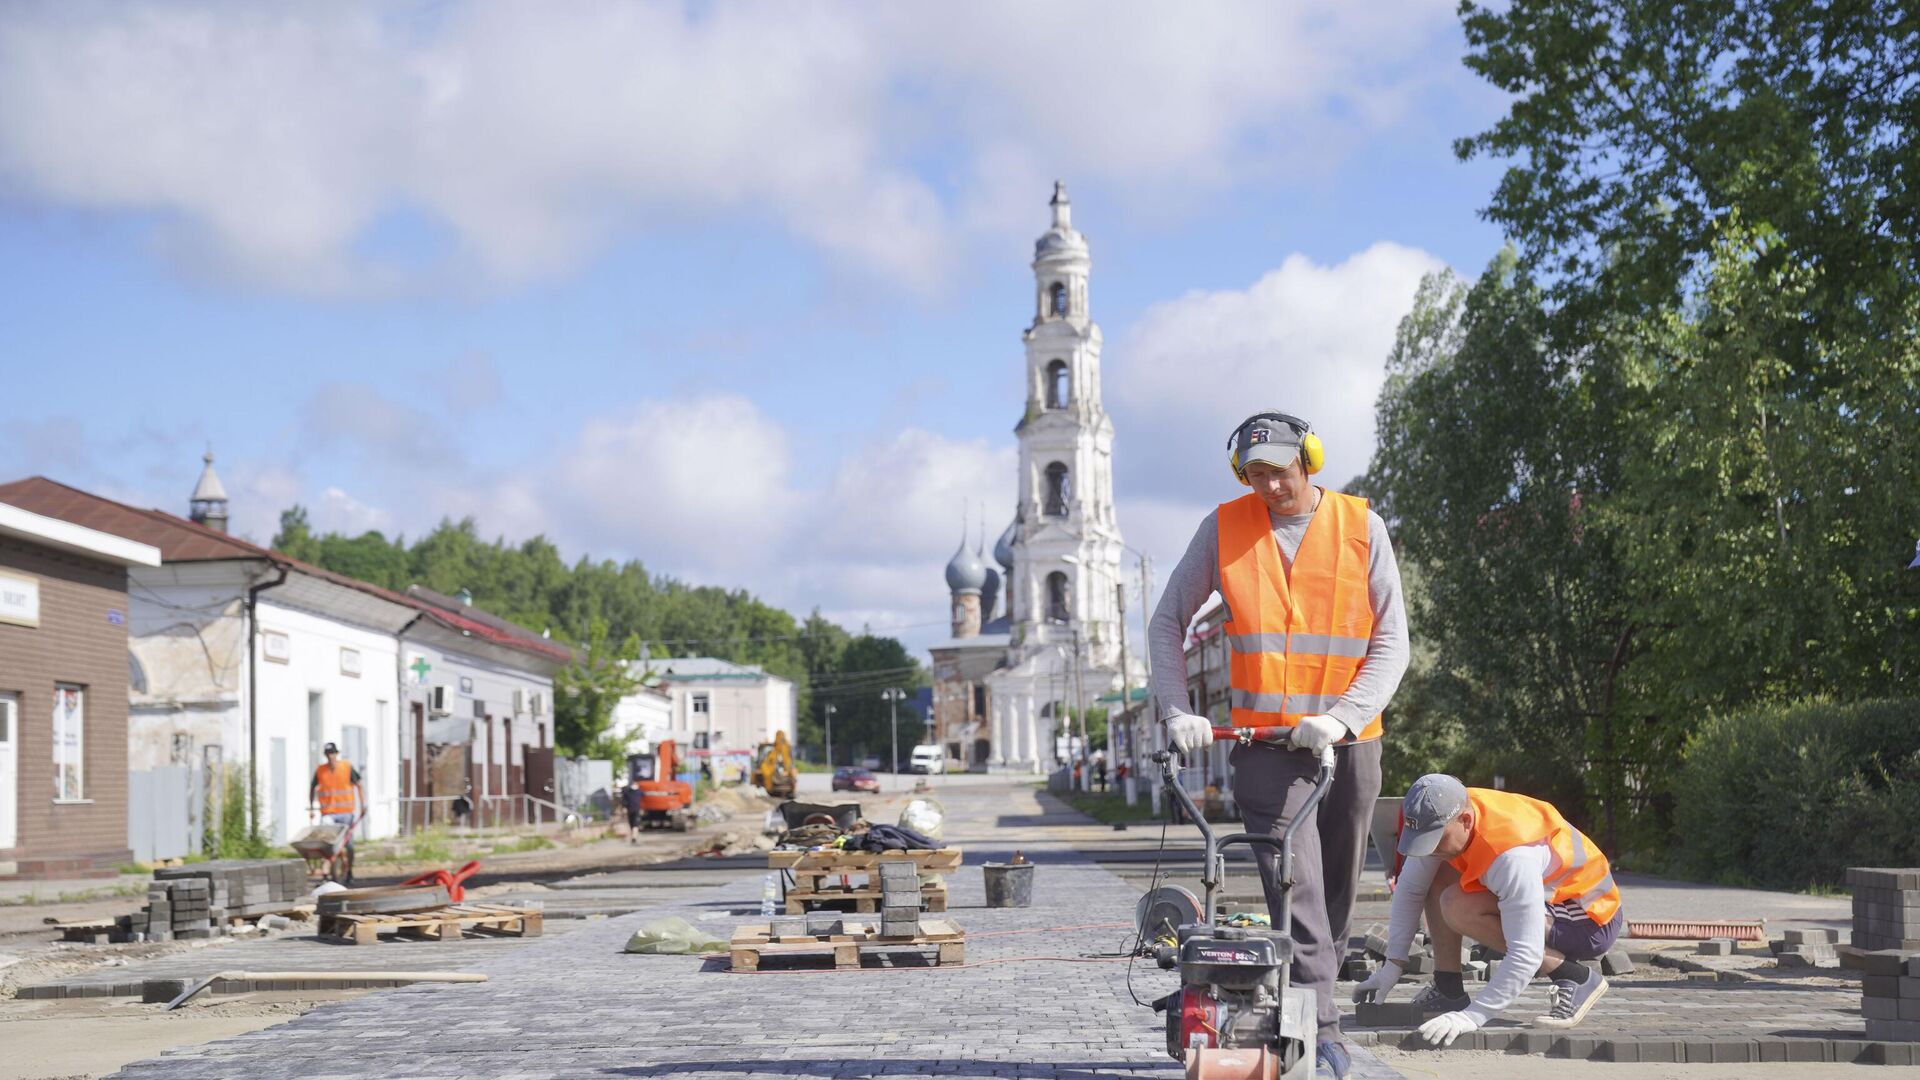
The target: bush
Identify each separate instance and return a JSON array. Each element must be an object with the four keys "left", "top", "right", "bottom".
[
  {"left": 1669, "top": 697, "right": 1920, "bottom": 890},
  {"left": 205, "top": 764, "right": 275, "bottom": 859}
]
